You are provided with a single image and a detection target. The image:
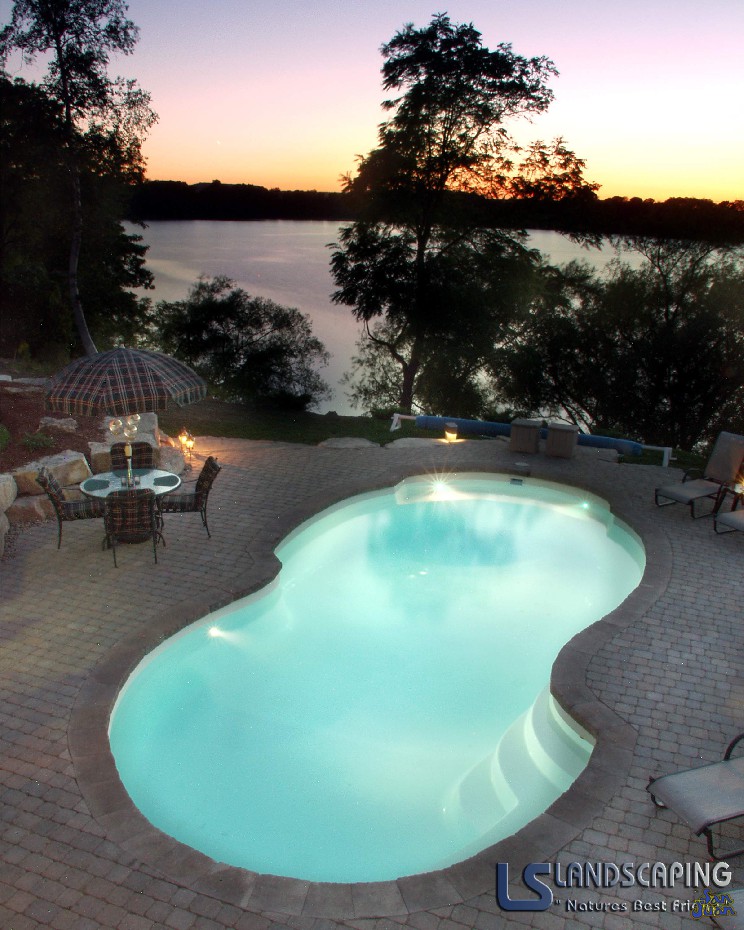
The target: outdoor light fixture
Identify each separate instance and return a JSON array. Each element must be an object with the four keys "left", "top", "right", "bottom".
[
  {"left": 179, "top": 428, "right": 195, "bottom": 470},
  {"left": 444, "top": 422, "right": 458, "bottom": 443}
]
